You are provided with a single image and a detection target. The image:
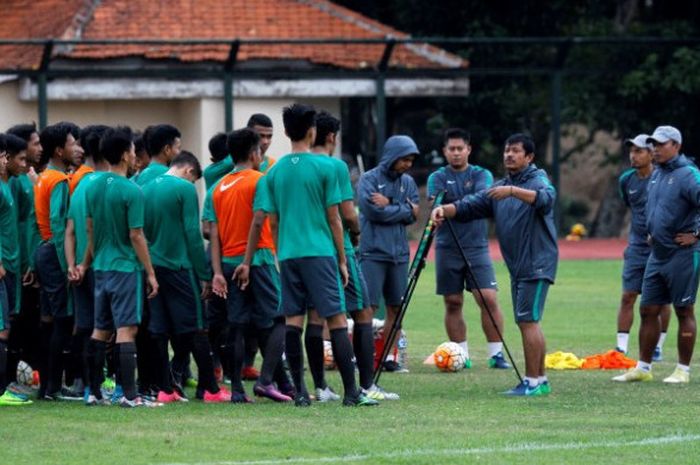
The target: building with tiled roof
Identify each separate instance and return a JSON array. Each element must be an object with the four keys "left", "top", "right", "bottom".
[{"left": 0, "top": 0, "right": 468, "bottom": 164}]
